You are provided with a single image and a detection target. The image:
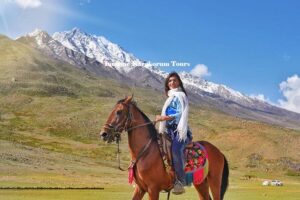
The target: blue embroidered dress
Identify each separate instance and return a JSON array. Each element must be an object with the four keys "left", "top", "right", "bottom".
[{"left": 166, "top": 96, "right": 182, "bottom": 127}]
